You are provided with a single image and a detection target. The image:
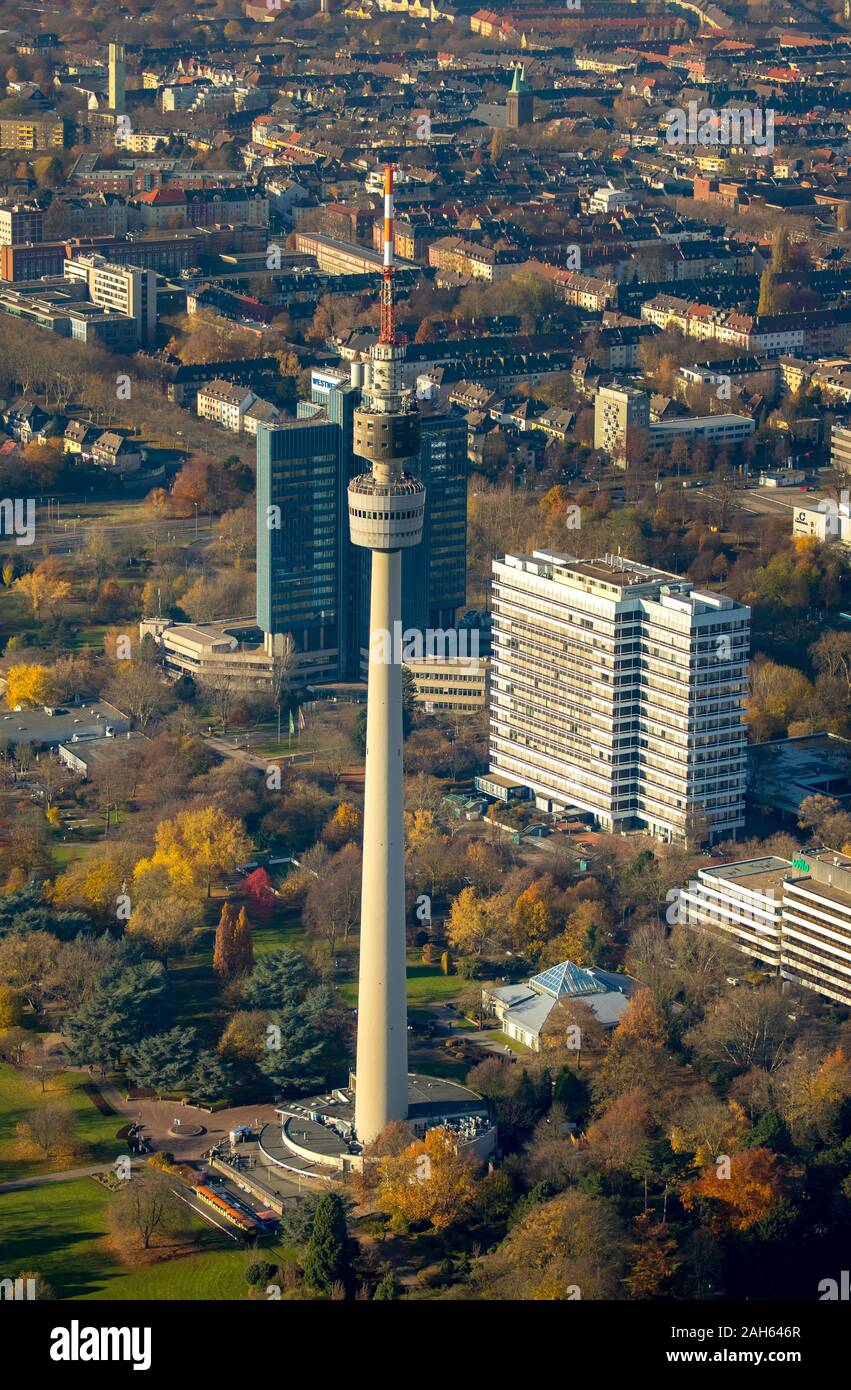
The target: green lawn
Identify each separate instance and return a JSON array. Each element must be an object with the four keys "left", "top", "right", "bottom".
[
  {"left": 0, "top": 1177, "right": 295, "bottom": 1300},
  {"left": 51, "top": 842, "right": 99, "bottom": 872},
  {"left": 0, "top": 1064, "right": 125, "bottom": 1183},
  {"left": 338, "top": 951, "right": 466, "bottom": 1008}
]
